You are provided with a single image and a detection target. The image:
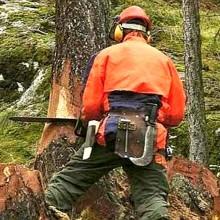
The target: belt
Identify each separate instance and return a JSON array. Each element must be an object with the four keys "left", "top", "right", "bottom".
[{"left": 108, "top": 109, "right": 151, "bottom": 118}]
